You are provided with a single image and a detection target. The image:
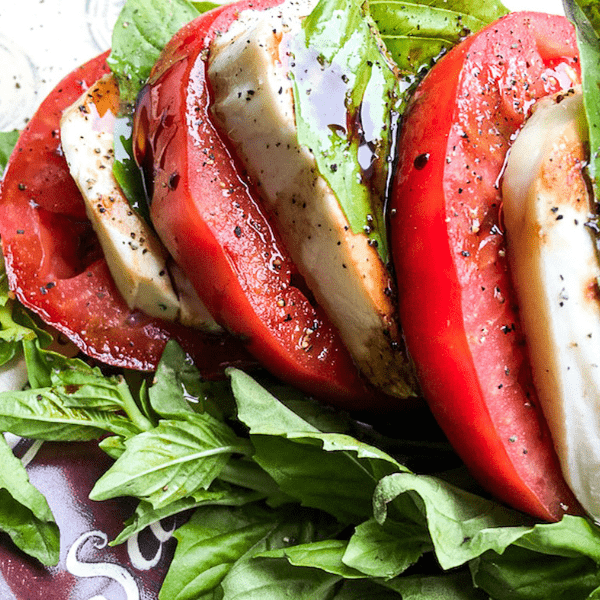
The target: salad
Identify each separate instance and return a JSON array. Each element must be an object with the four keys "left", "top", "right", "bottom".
[{"left": 1, "top": 0, "right": 600, "bottom": 598}]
